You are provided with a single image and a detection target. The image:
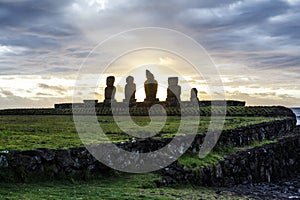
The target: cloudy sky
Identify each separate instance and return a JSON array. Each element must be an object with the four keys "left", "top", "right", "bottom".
[{"left": 0, "top": 0, "right": 300, "bottom": 108}]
